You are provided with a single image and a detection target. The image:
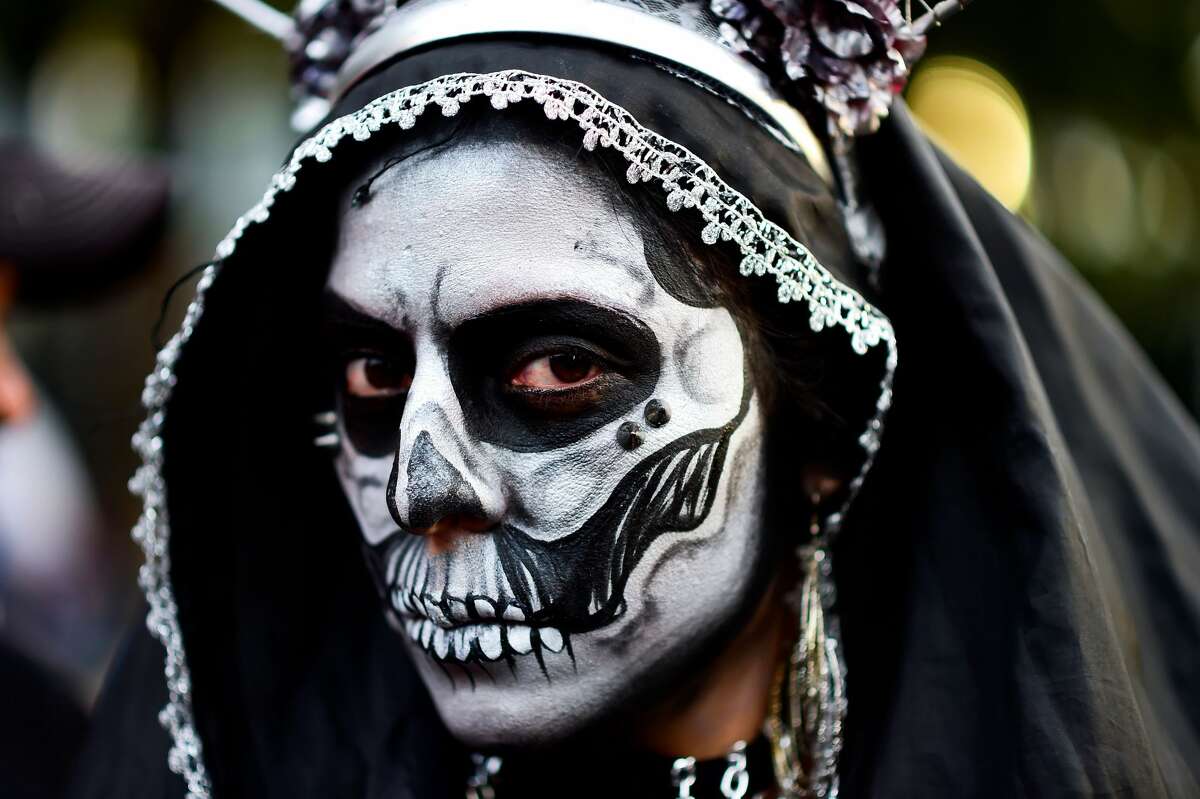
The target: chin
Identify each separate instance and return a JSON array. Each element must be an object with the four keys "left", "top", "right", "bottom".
[
  {"left": 430, "top": 678, "right": 607, "bottom": 748},
  {"left": 401, "top": 530, "right": 770, "bottom": 751}
]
